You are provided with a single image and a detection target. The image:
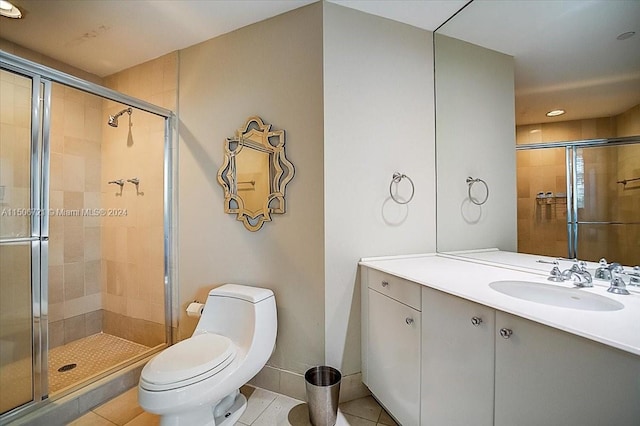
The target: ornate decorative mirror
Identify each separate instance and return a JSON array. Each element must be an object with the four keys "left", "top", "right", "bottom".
[{"left": 217, "top": 116, "right": 295, "bottom": 231}]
